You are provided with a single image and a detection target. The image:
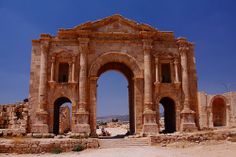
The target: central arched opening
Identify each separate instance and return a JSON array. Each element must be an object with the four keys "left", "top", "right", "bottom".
[
  {"left": 159, "top": 97, "right": 176, "bottom": 133},
  {"left": 212, "top": 97, "right": 226, "bottom": 127},
  {"left": 96, "top": 62, "right": 135, "bottom": 137},
  {"left": 53, "top": 97, "right": 72, "bottom": 135}
]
